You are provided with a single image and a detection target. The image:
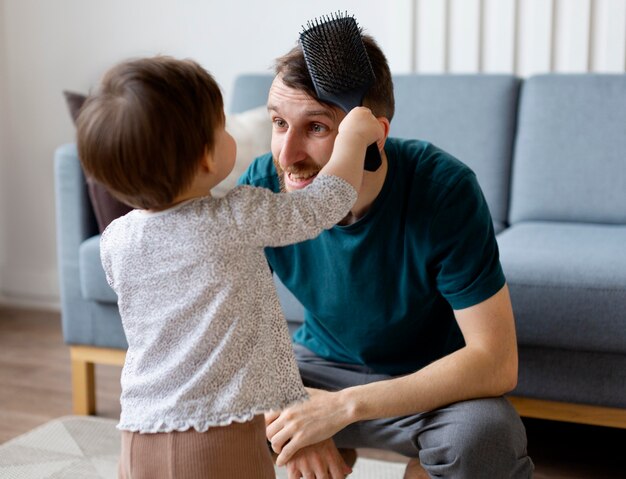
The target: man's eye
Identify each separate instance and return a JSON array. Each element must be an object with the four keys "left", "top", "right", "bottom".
[
  {"left": 273, "top": 119, "right": 287, "bottom": 128},
  {"left": 311, "top": 123, "right": 326, "bottom": 133}
]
